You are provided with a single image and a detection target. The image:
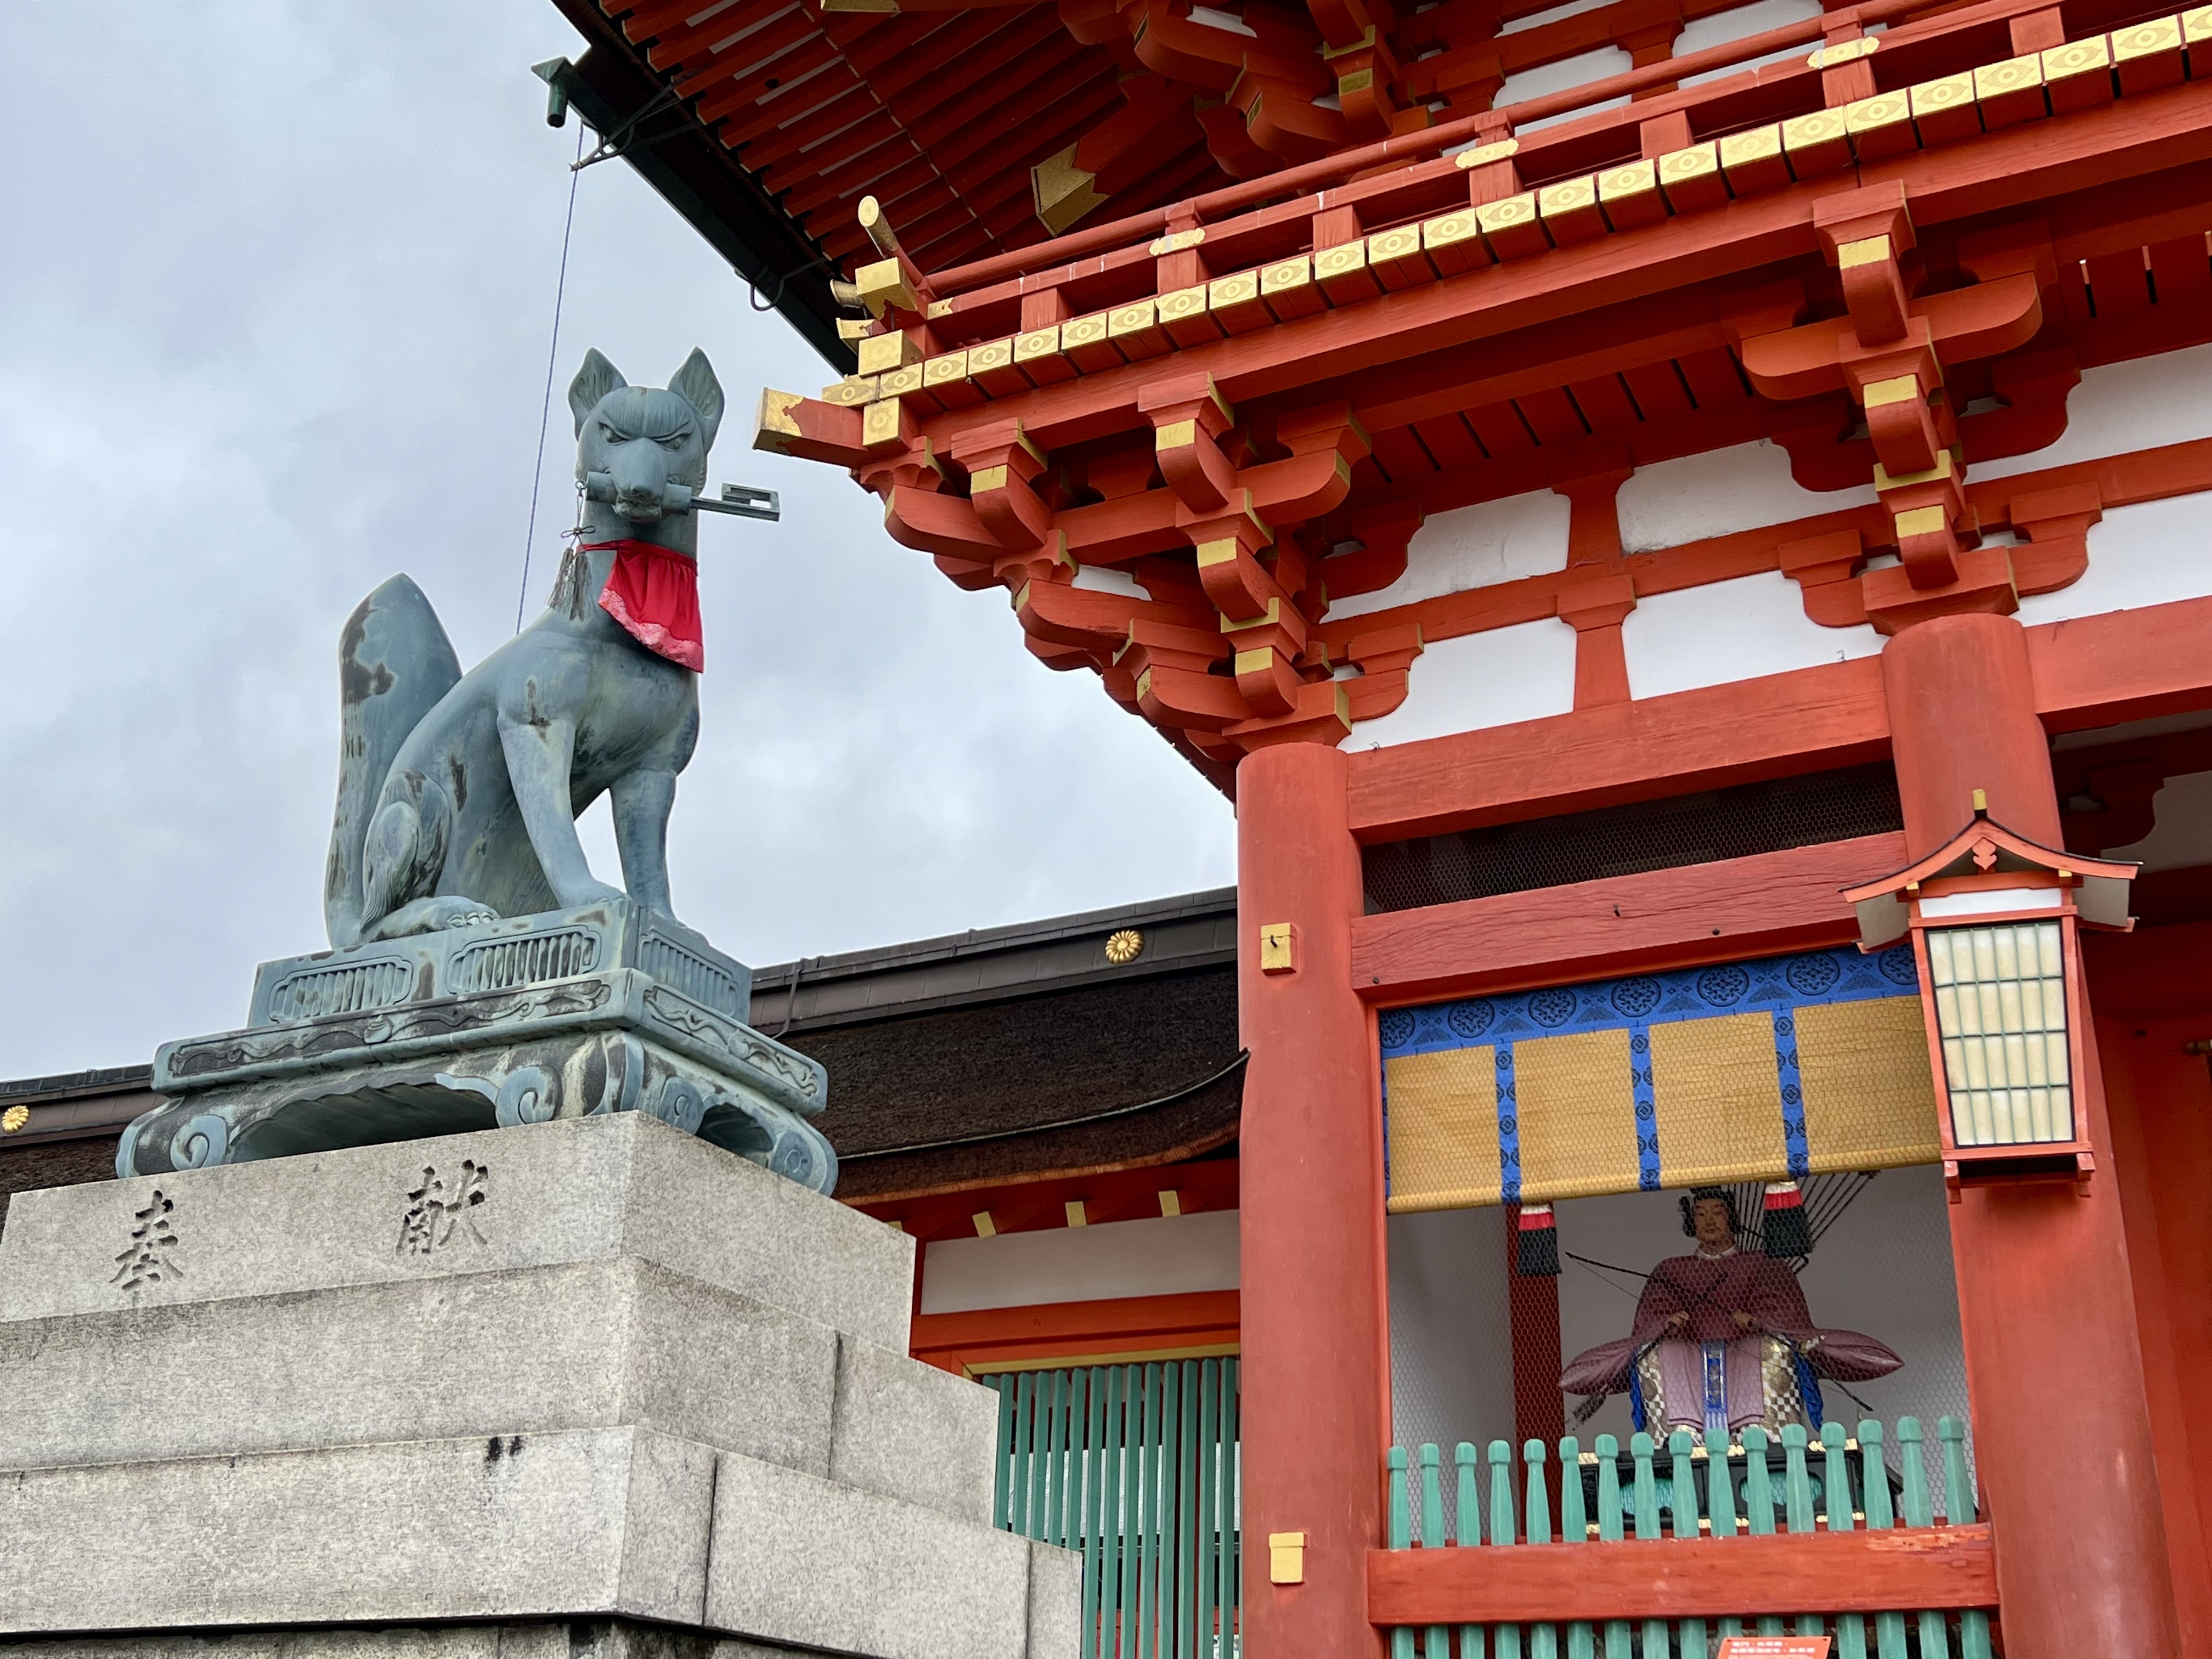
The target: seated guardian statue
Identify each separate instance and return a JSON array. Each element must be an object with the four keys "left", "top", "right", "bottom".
[{"left": 1560, "top": 1187, "right": 1903, "bottom": 1440}]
